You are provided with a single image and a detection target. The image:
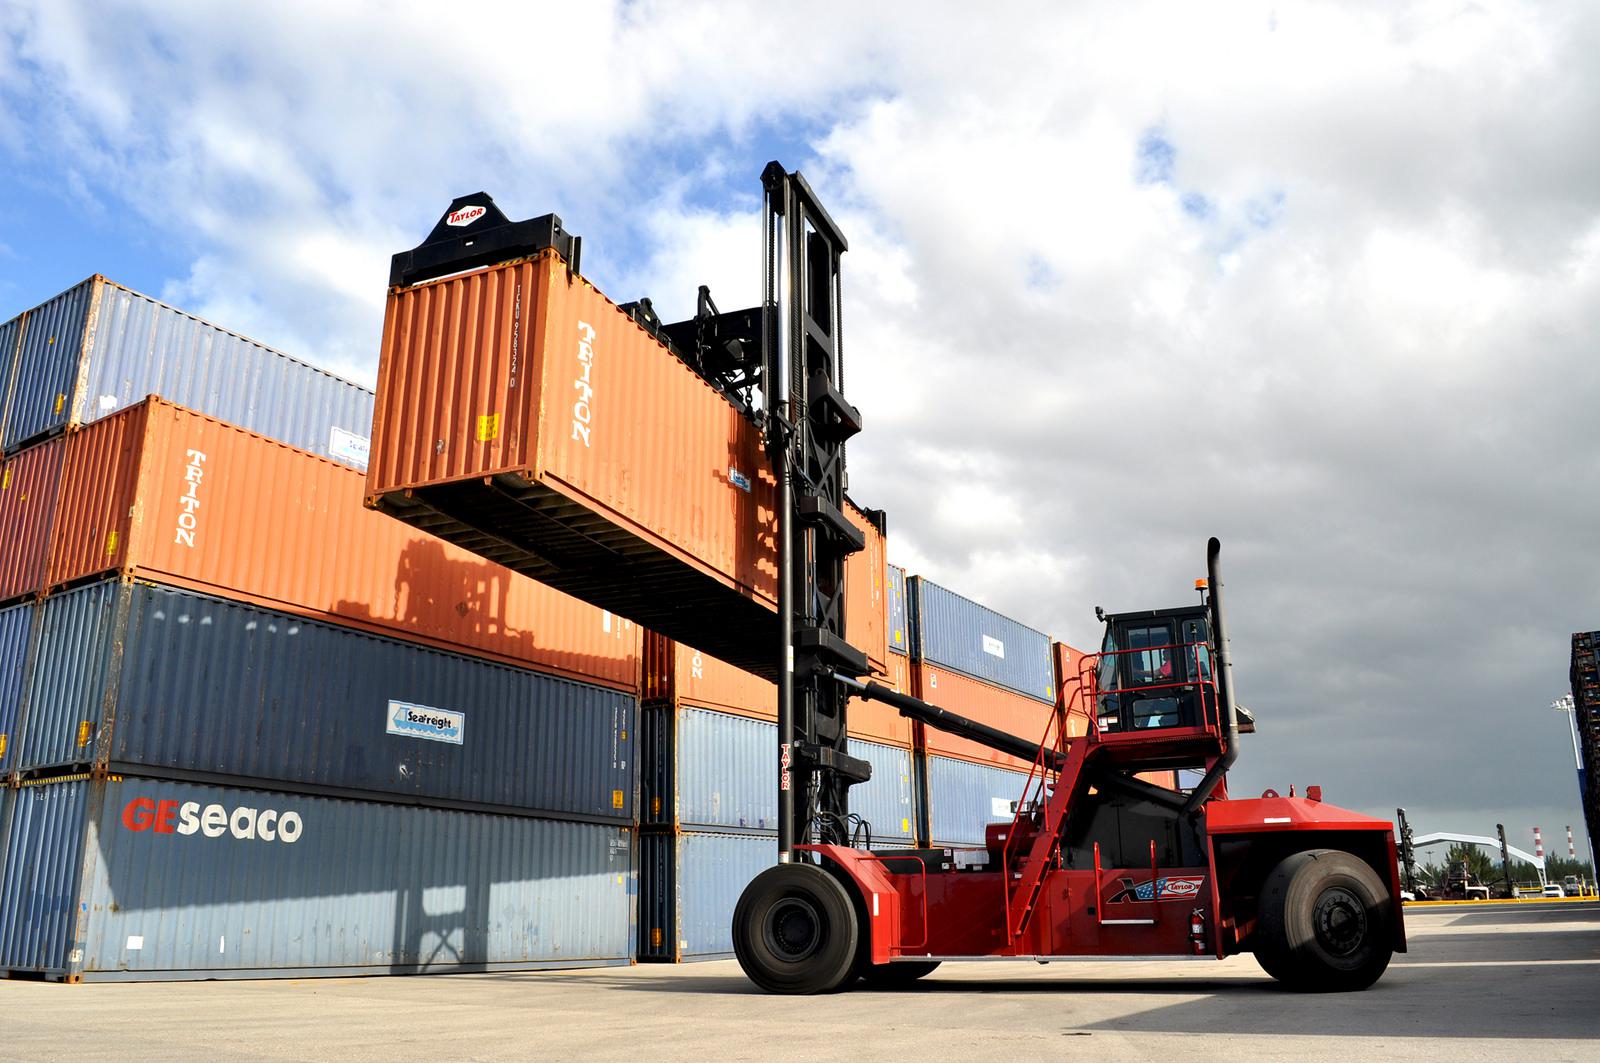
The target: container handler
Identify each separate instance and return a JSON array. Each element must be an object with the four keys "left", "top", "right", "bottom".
[
  {"left": 734, "top": 537, "right": 1406, "bottom": 993},
  {"left": 372, "top": 164, "right": 1405, "bottom": 995},
  {"left": 725, "top": 167, "right": 1405, "bottom": 995}
]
